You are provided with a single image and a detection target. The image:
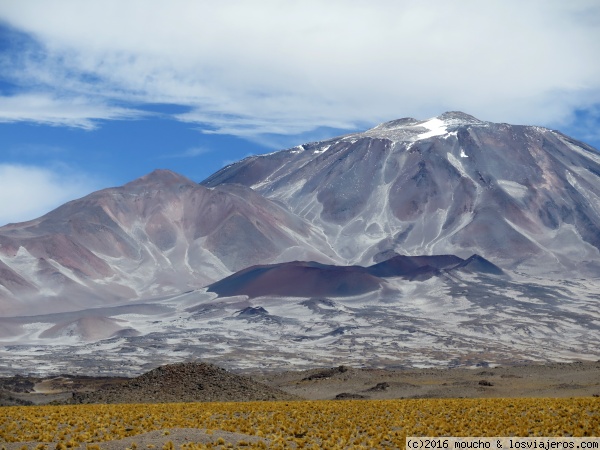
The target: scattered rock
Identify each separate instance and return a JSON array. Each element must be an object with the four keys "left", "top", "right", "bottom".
[
  {"left": 0, "top": 390, "right": 33, "bottom": 406},
  {"left": 334, "top": 392, "right": 367, "bottom": 400},
  {"left": 0, "top": 374, "right": 37, "bottom": 393},
  {"left": 553, "top": 383, "right": 584, "bottom": 389},
  {"left": 367, "top": 382, "right": 390, "bottom": 391},
  {"left": 302, "top": 365, "right": 349, "bottom": 381}
]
